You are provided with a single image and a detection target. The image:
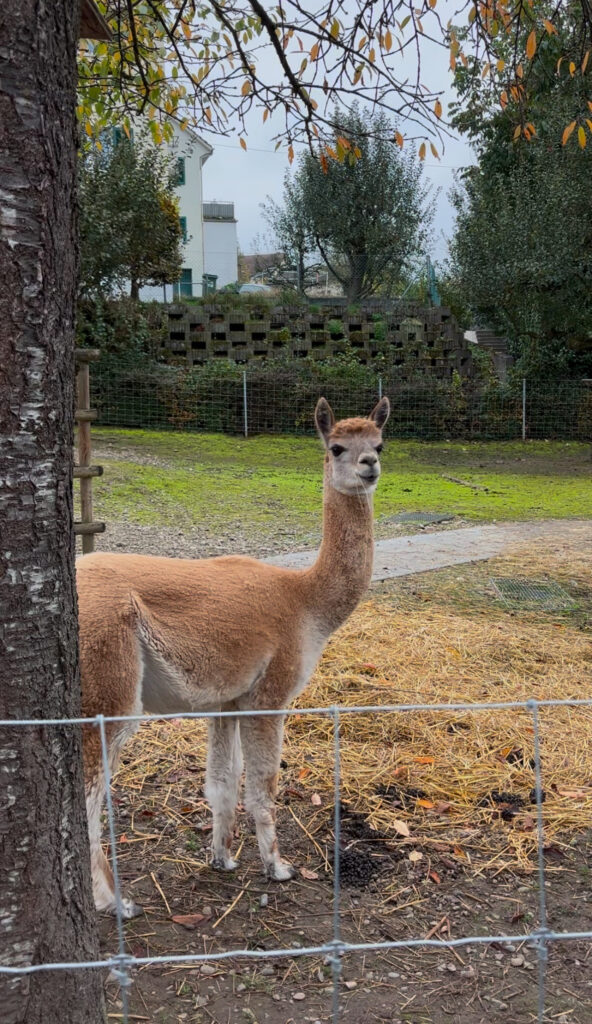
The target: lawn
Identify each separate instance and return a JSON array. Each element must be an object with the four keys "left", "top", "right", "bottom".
[{"left": 89, "top": 429, "right": 591, "bottom": 542}]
